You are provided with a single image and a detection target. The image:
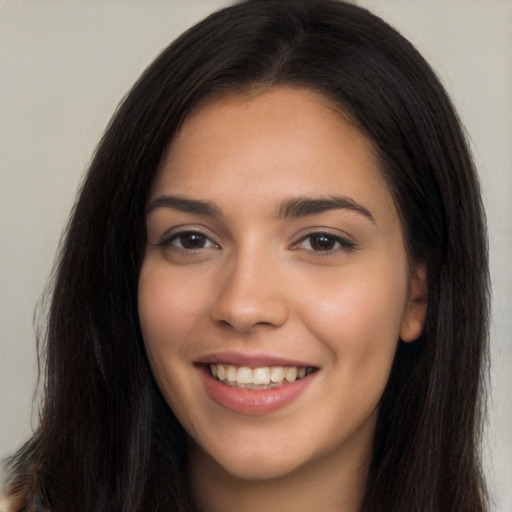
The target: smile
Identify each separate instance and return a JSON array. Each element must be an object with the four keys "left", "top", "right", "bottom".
[
  {"left": 198, "top": 360, "right": 318, "bottom": 415},
  {"left": 209, "top": 363, "right": 316, "bottom": 389}
]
